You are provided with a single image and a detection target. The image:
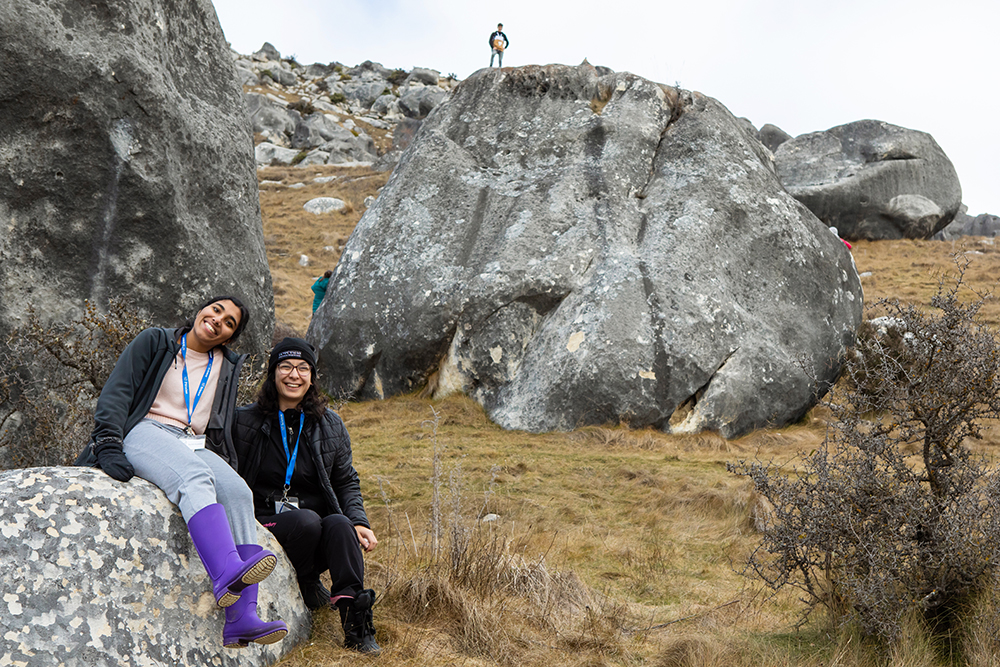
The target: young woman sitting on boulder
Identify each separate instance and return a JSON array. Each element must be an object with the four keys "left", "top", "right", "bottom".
[
  {"left": 76, "top": 296, "right": 287, "bottom": 649},
  {"left": 230, "top": 337, "right": 380, "bottom": 654}
]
